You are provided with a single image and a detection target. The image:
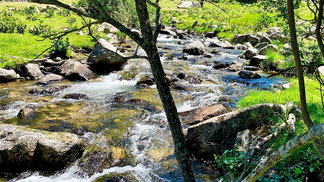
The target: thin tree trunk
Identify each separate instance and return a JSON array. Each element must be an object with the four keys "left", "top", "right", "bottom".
[
  {"left": 287, "top": 0, "right": 313, "bottom": 128},
  {"left": 287, "top": 0, "right": 324, "bottom": 159},
  {"left": 134, "top": 0, "right": 196, "bottom": 181},
  {"left": 316, "top": 0, "right": 324, "bottom": 57}
]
